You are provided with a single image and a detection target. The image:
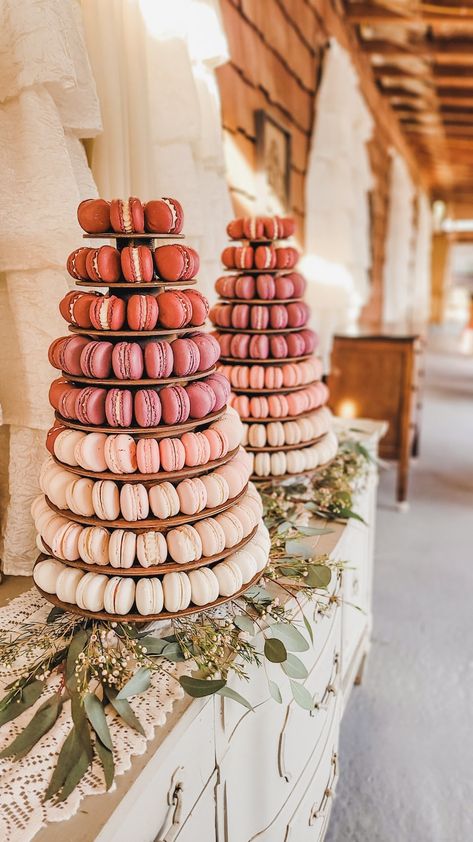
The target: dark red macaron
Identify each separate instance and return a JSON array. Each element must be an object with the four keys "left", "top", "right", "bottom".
[
  {"left": 160, "top": 385, "right": 191, "bottom": 425},
  {"left": 89, "top": 296, "right": 126, "bottom": 331},
  {"left": 127, "top": 294, "right": 159, "bottom": 331},
  {"left": 144, "top": 198, "right": 184, "bottom": 234},
  {"left": 185, "top": 290, "right": 209, "bottom": 326},
  {"left": 59, "top": 290, "right": 101, "bottom": 328},
  {"left": 86, "top": 246, "right": 121, "bottom": 282},
  {"left": 110, "top": 197, "right": 144, "bottom": 234},
  {"left": 120, "top": 245, "right": 154, "bottom": 283},
  {"left": 67, "top": 247, "right": 93, "bottom": 280},
  {"left": 157, "top": 290, "right": 192, "bottom": 329},
  {"left": 77, "top": 199, "right": 111, "bottom": 234}
]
